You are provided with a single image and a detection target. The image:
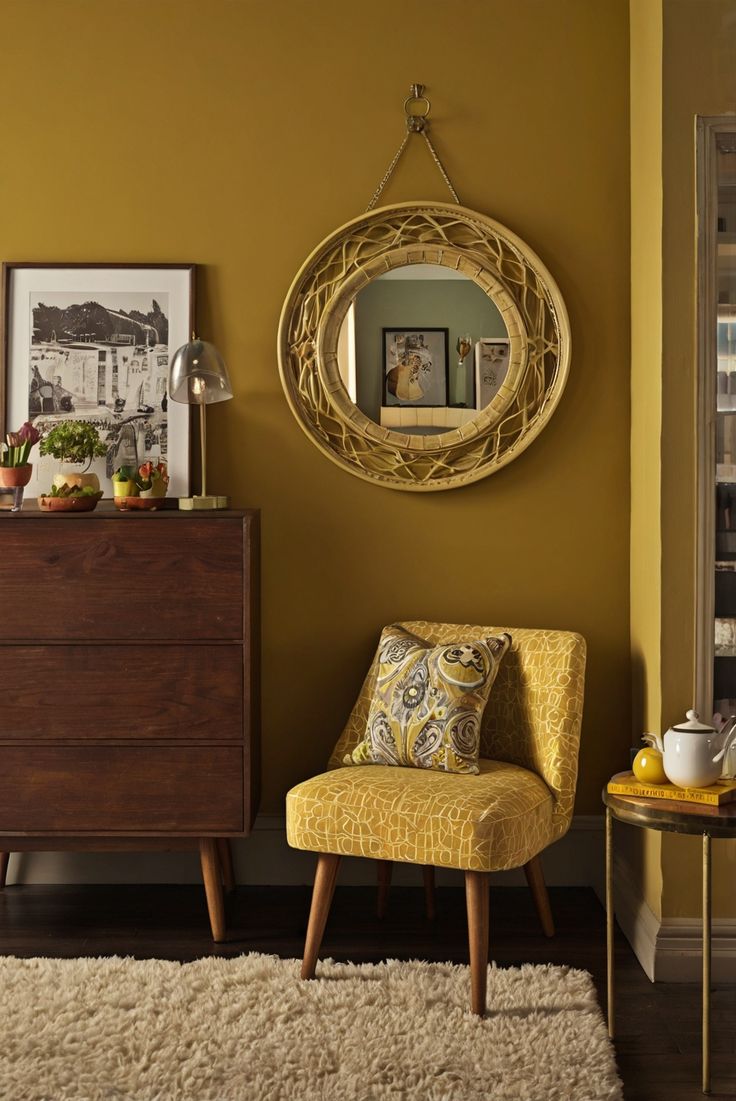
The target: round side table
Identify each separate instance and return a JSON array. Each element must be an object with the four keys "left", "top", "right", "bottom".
[{"left": 603, "top": 777, "right": 736, "bottom": 1095}]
